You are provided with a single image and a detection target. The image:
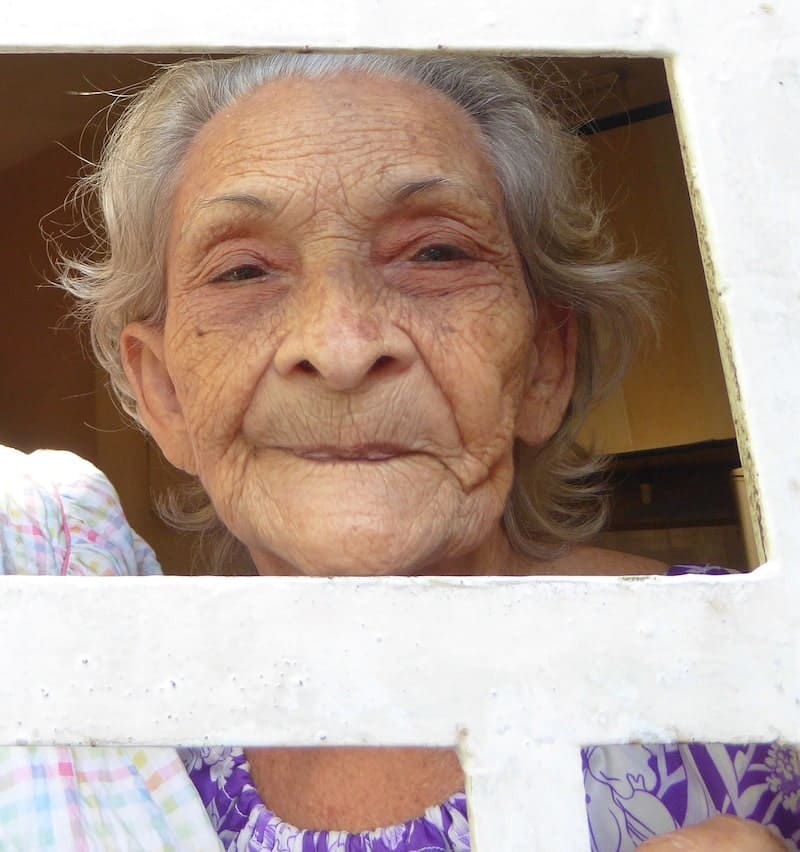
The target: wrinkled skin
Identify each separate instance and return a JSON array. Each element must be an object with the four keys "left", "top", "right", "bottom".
[
  {"left": 121, "top": 74, "right": 775, "bottom": 846},
  {"left": 123, "top": 73, "right": 576, "bottom": 579}
]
